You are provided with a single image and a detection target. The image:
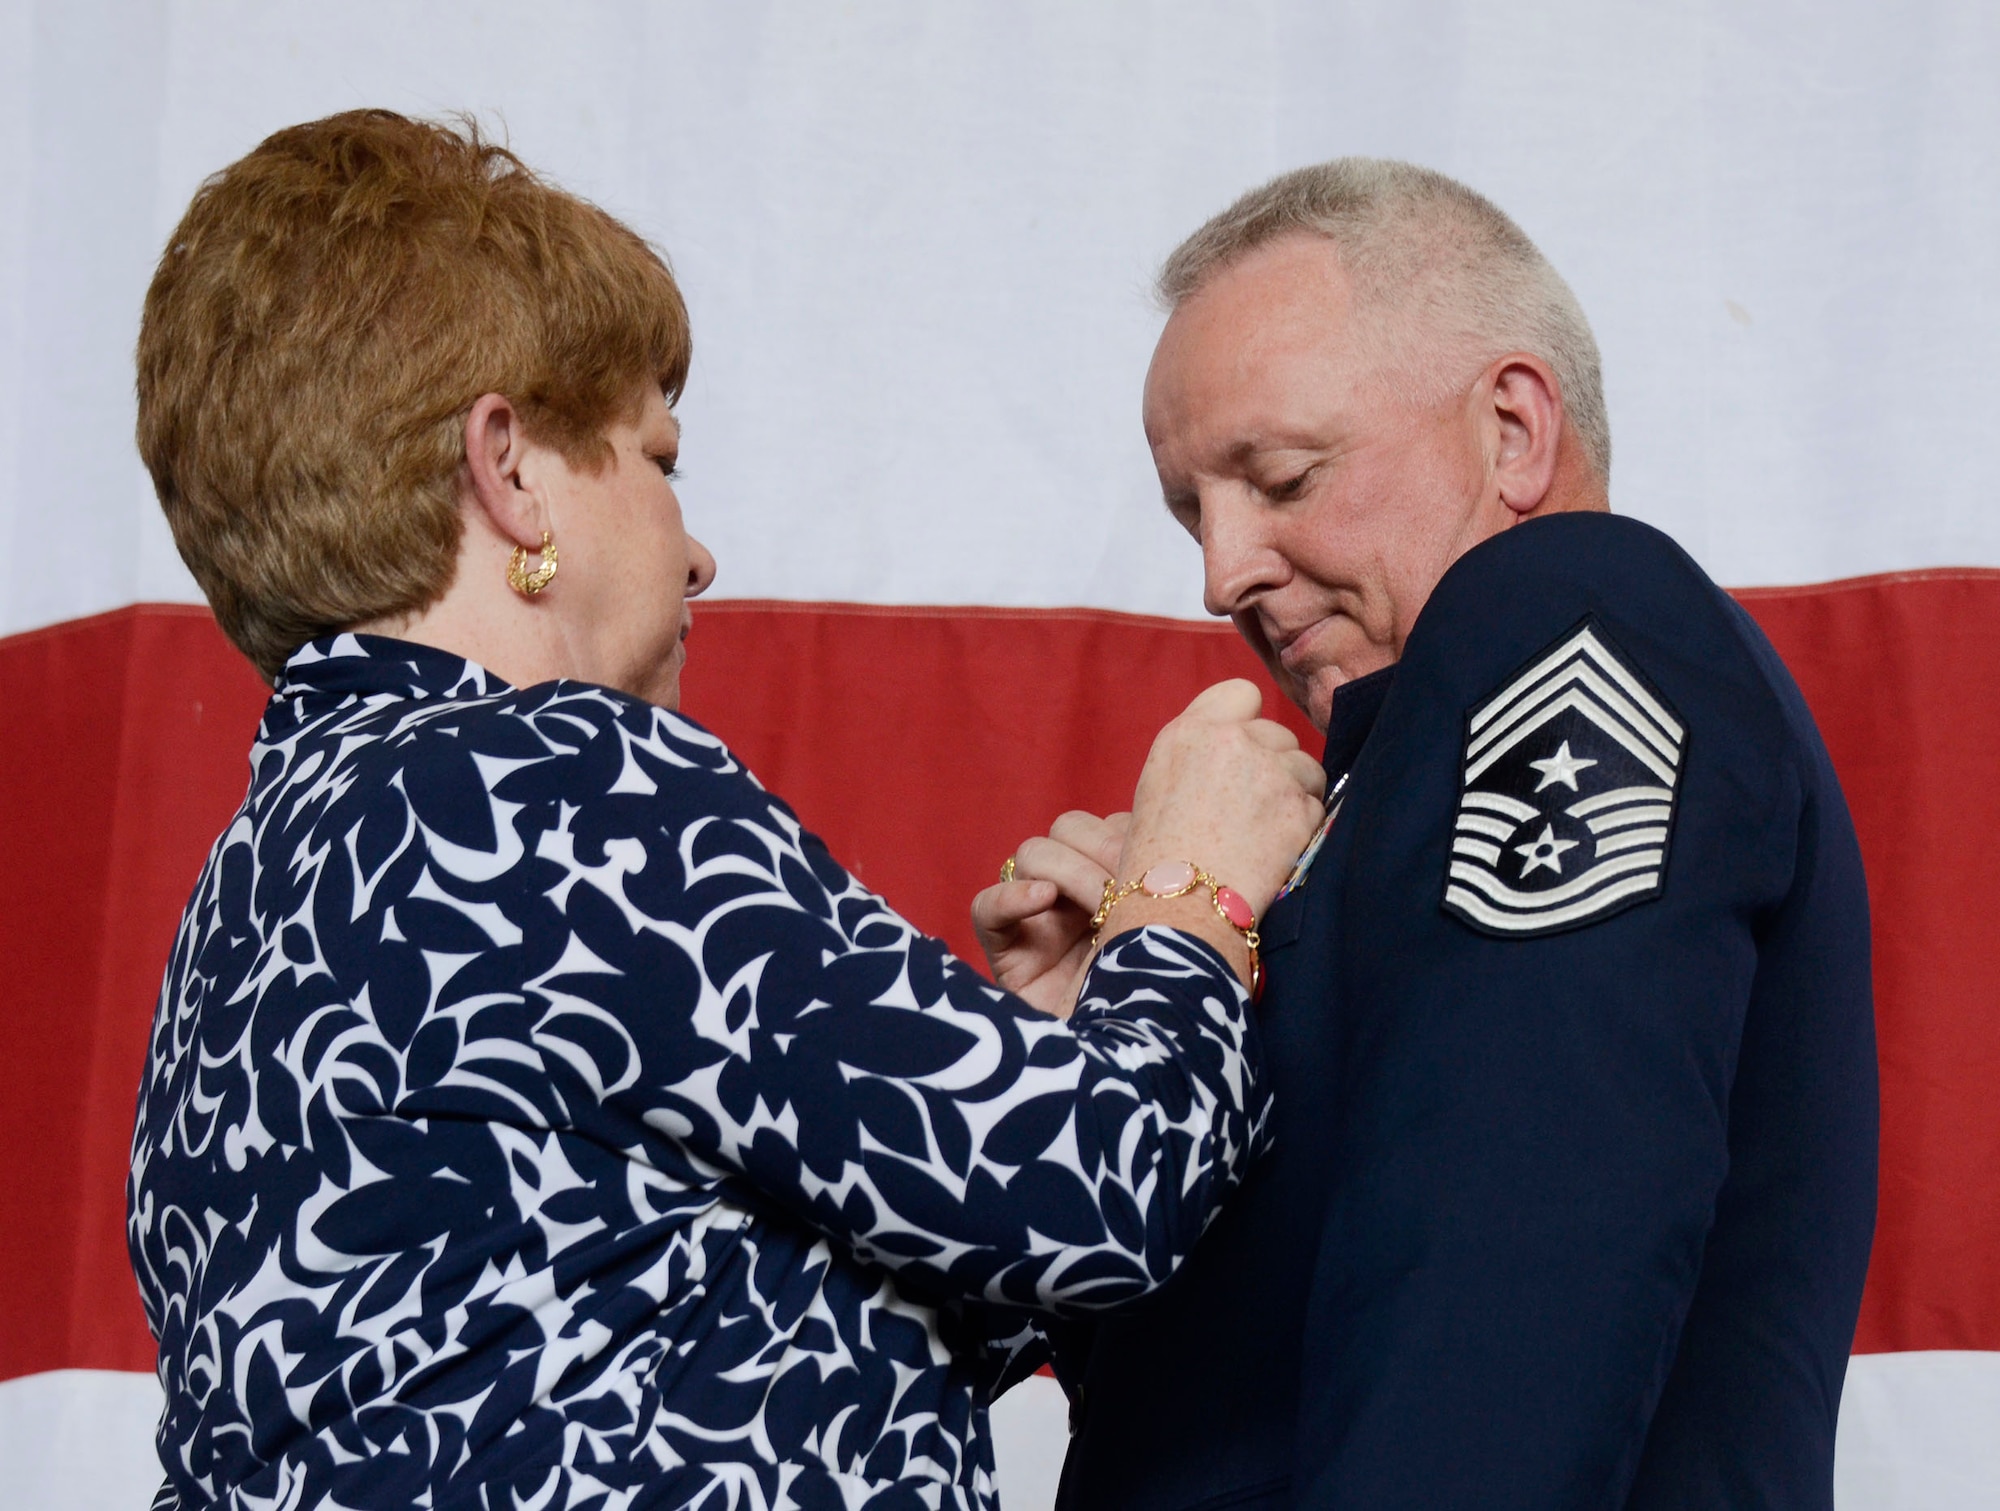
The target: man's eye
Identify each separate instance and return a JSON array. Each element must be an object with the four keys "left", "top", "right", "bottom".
[
  {"left": 655, "top": 457, "right": 680, "bottom": 481},
  {"left": 1267, "top": 468, "right": 1313, "bottom": 501}
]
